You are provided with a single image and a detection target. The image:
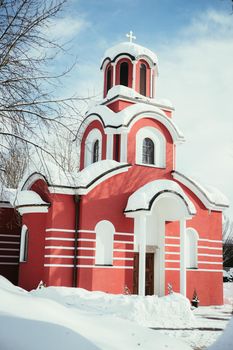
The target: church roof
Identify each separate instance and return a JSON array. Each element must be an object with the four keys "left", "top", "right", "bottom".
[
  {"left": 125, "top": 179, "right": 196, "bottom": 215},
  {"left": 82, "top": 103, "right": 184, "bottom": 143},
  {"left": 172, "top": 171, "right": 229, "bottom": 211},
  {"left": 101, "top": 41, "right": 158, "bottom": 68},
  {"left": 102, "top": 85, "right": 174, "bottom": 110},
  {"left": 19, "top": 160, "right": 131, "bottom": 195}
]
